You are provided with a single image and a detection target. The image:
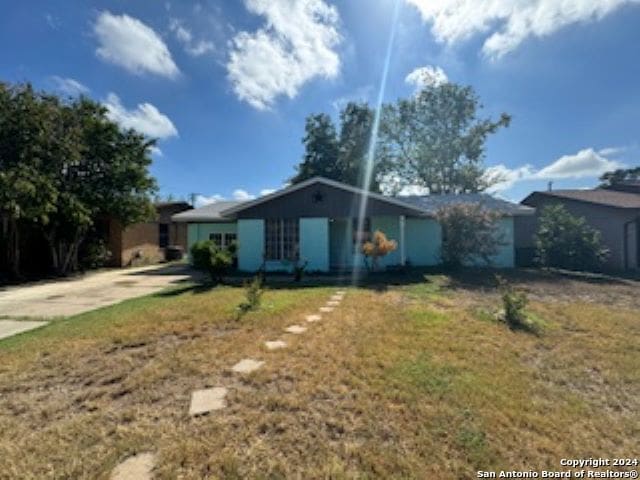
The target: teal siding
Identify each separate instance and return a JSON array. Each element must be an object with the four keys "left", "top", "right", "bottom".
[
  {"left": 237, "top": 220, "right": 264, "bottom": 272},
  {"left": 463, "top": 217, "right": 515, "bottom": 268},
  {"left": 329, "top": 219, "right": 351, "bottom": 268},
  {"left": 489, "top": 217, "right": 515, "bottom": 268},
  {"left": 300, "top": 218, "right": 329, "bottom": 272},
  {"left": 405, "top": 218, "right": 442, "bottom": 266},
  {"left": 370, "top": 216, "right": 401, "bottom": 267},
  {"left": 186, "top": 223, "right": 237, "bottom": 259}
]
